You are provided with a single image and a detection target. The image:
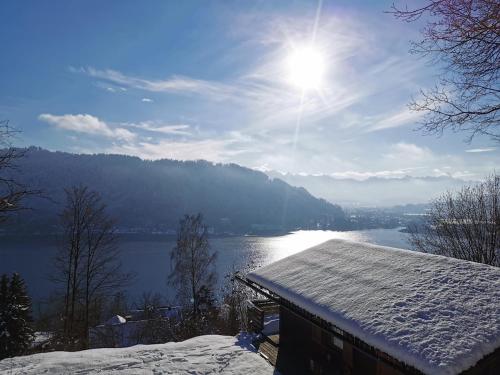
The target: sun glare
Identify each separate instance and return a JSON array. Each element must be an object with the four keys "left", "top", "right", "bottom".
[{"left": 286, "top": 45, "right": 326, "bottom": 91}]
